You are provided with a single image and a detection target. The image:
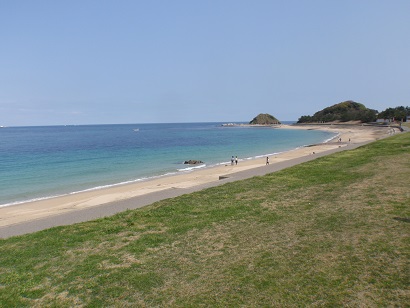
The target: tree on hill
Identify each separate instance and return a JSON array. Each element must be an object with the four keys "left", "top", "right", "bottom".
[
  {"left": 378, "top": 106, "right": 410, "bottom": 122},
  {"left": 249, "top": 113, "right": 281, "bottom": 125},
  {"left": 297, "top": 101, "right": 378, "bottom": 123}
]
